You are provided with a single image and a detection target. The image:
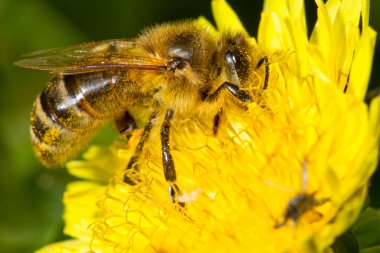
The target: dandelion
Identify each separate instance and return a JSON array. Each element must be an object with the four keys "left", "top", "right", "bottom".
[{"left": 37, "top": 0, "right": 379, "bottom": 252}]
